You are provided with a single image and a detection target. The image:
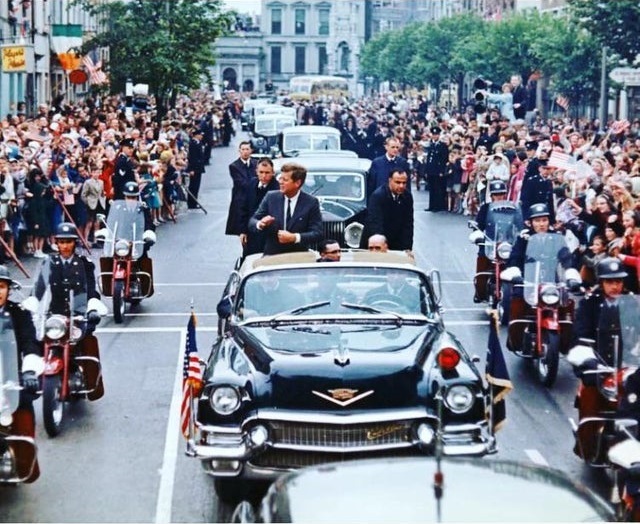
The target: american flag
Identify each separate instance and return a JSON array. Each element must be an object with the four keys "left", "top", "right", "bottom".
[
  {"left": 82, "top": 54, "right": 108, "bottom": 85},
  {"left": 555, "top": 95, "right": 570, "bottom": 112},
  {"left": 549, "top": 150, "right": 577, "bottom": 172},
  {"left": 180, "top": 310, "right": 203, "bottom": 440}
]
